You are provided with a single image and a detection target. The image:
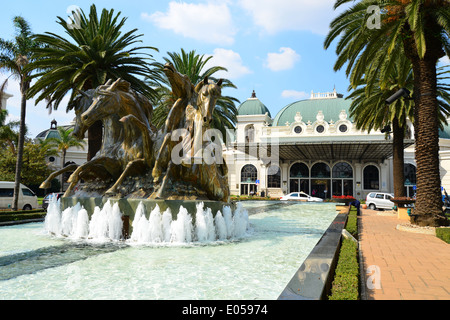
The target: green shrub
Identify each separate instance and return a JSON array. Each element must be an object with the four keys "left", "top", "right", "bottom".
[
  {"left": 328, "top": 238, "right": 359, "bottom": 300},
  {"left": 436, "top": 228, "right": 450, "bottom": 244},
  {"left": 346, "top": 208, "right": 358, "bottom": 239},
  {"left": 0, "top": 212, "right": 46, "bottom": 223}
]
